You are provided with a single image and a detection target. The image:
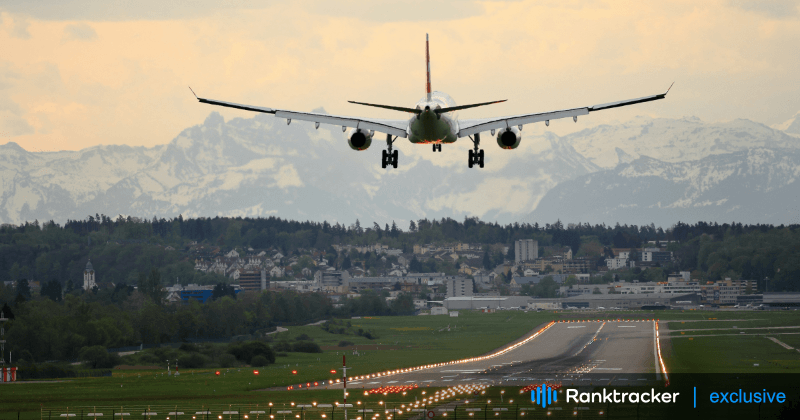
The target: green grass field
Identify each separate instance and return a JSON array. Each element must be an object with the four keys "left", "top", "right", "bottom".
[{"left": 3, "top": 310, "right": 799, "bottom": 419}]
